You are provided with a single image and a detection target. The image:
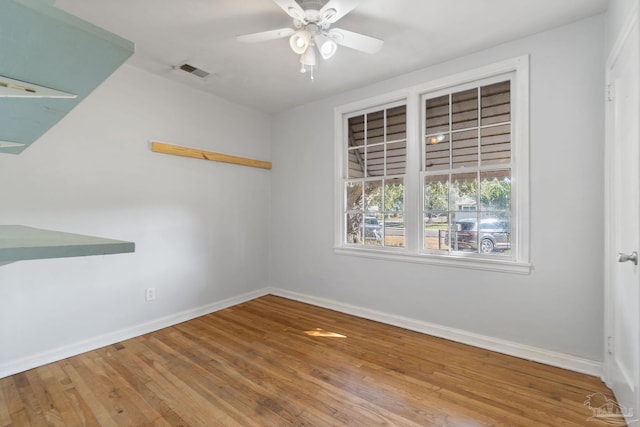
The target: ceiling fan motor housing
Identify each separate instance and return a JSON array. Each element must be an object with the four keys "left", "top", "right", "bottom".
[
  {"left": 293, "top": 0, "right": 337, "bottom": 29},
  {"left": 298, "top": 0, "right": 328, "bottom": 11}
]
